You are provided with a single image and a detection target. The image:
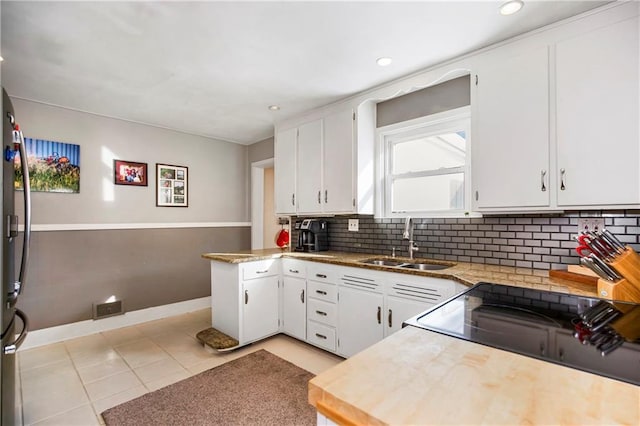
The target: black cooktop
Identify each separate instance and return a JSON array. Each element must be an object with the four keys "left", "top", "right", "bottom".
[{"left": 404, "top": 282, "right": 640, "bottom": 386}]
